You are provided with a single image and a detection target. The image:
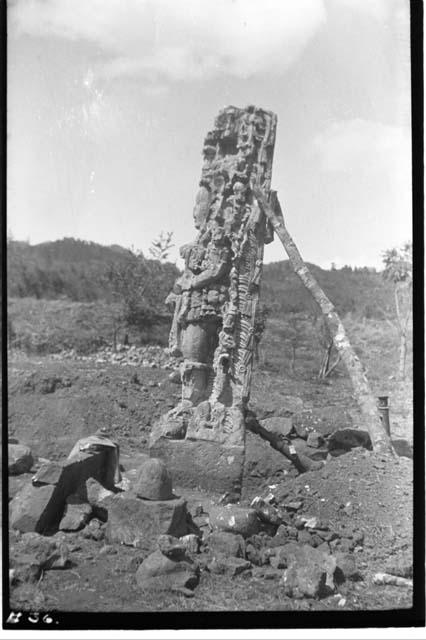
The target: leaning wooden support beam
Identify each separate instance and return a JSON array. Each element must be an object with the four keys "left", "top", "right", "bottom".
[
  {"left": 252, "top": 187, "right": 395, "bottom": 457},
  {"left": 245, "top": 411, "right": 323, "bottom": 473}
]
